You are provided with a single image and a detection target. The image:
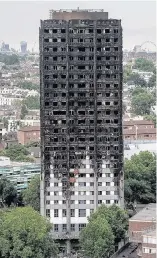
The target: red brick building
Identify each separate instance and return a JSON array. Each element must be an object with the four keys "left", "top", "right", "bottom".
[
  {"left": 129, "top": 203, "right": 156, "bottom": 257},
  {"left": 123, "top": 120, "right": 156, "bottom": 141},
  {"left": 17, "top": 126, "right": 40, "bottom": 145}
]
